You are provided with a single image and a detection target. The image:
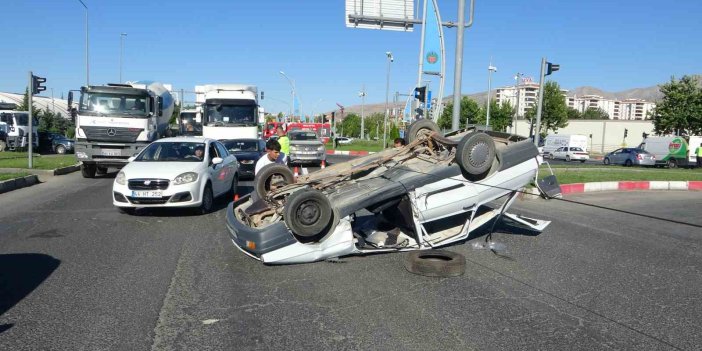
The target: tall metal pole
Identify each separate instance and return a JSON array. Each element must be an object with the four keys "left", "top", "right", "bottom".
[
  {"left": 119, "top": 33, "right": 127, "bottom": 82},
  {"left": 486, "top": 62, "right": 496, "bottom": 128},
  {"left": 451, "top": 0, "right": 467, "bottom": 130},
  {"left": 512, "top": 73, "right": 522, "bottom": 135},
  {"left": 360, "top": 85, "right": 366, "bottom": 140},
  {"left": 77, "top": 0, "right": 89, "bottom": 86},
  {"left": 28, "top": 71, "right": 33, "bottom": 169},
  {"left": 534, "top": 57, "right": 547, "bottom": 146},
  {"left": 383, "top": 52, "right": 393, "bottom": 149}
]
